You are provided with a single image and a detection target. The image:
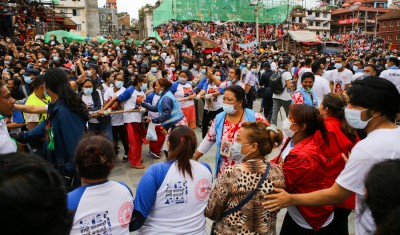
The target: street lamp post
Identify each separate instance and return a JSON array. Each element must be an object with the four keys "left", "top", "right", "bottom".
[
  {"left": 107, "top": 13, "right": 112, "bottom": 35},
  {"left": 249, "top": 0, "right": 260, "bottom": 46}
]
